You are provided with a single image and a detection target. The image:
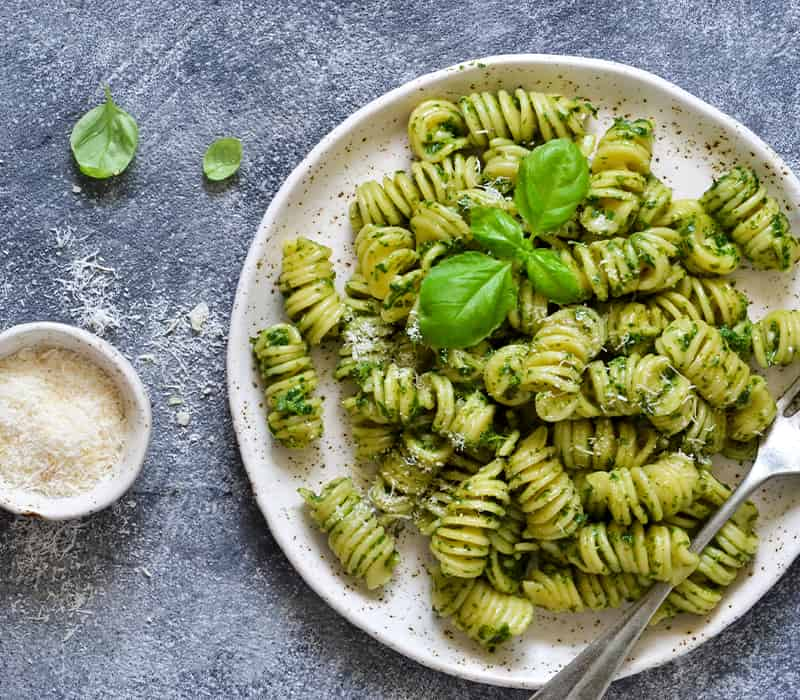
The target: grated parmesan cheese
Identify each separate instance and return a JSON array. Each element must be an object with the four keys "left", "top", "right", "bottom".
[{"left": 0, "top": 347, "right": 127, "bottom": 498}]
